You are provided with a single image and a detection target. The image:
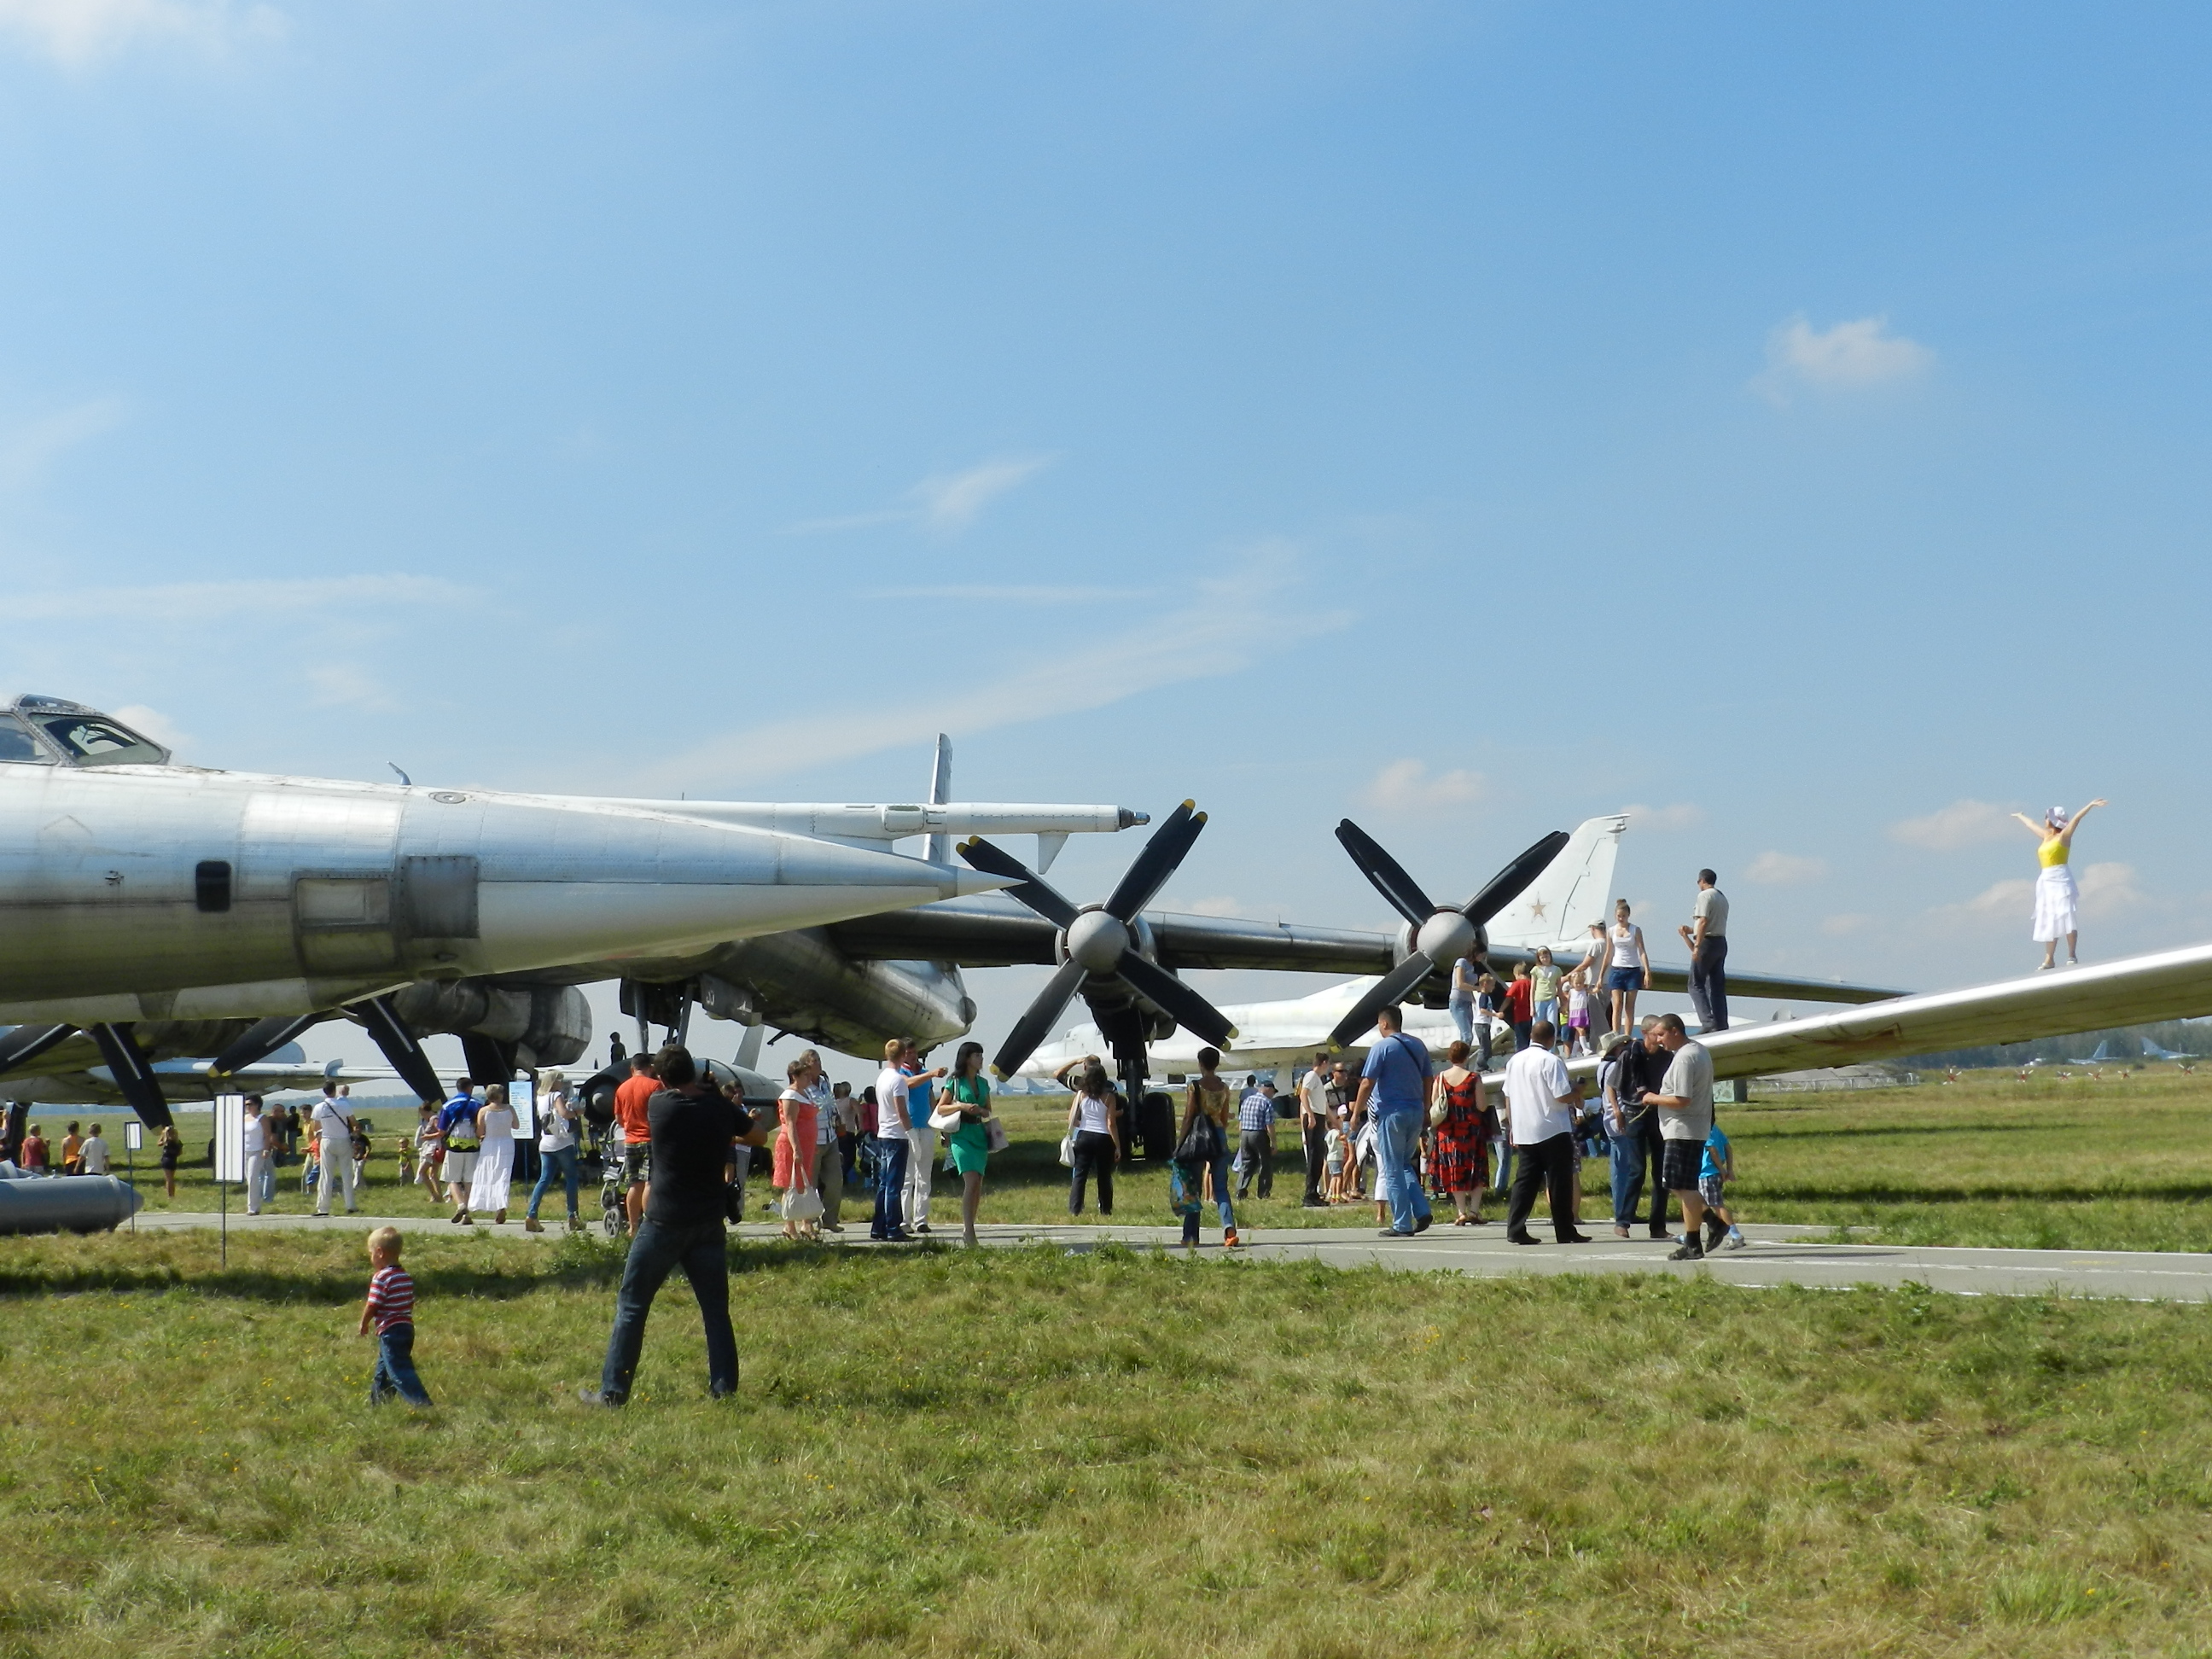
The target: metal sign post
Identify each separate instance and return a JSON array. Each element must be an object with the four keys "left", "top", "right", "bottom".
[
  {"left": 123, "top": 1121, "right": 143, "bottom": 1233},
  {"left": 512, "top": 1074, "right": 538, "bottom": 1190},
  {"left": 213, "top": 1093, "right": 245, "bottom": 1266}
]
